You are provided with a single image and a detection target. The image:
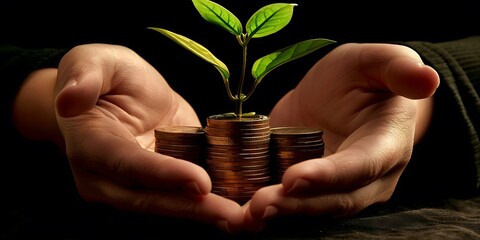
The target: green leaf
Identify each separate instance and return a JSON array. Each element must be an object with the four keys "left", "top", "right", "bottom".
[
  {"left": 246, "top": 3, "right": 296, "bottom": 39},
  {"left": 219, "top": 112, "right": 256, "bottom": 118},
  {"left": 192, "top": 0, "right": 243, "bottom": 36},
  {"left": 252, "top": 38, "right": 336, "bottom": 81},
  {"left": 240, "top": 112, "right": 256, "bottom": 117},
  {"left": 148, "top": 27, "right": 230, "bottom": 81}
]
